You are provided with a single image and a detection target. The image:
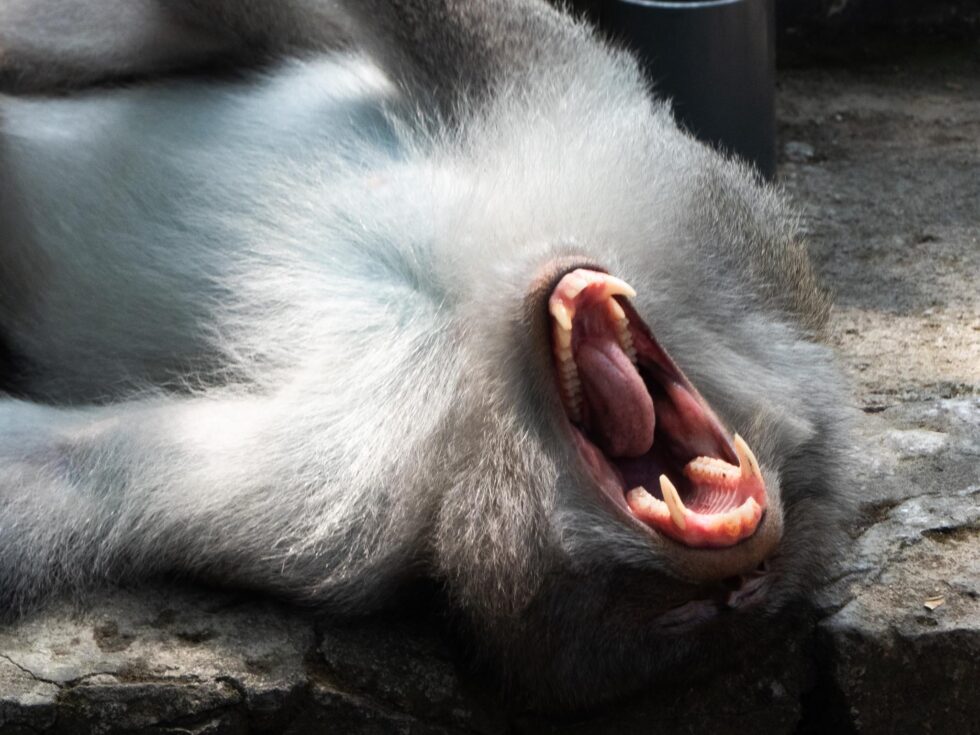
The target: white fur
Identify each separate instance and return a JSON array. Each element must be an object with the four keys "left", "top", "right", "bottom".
[{"left": 0, "top": 30, "right": 849, "bottom": 705}]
